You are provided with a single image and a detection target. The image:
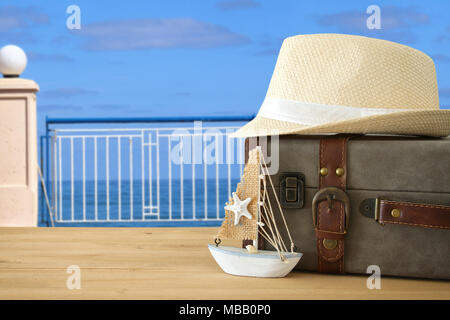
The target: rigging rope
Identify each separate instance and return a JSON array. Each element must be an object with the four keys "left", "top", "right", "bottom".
[
  {"left": 259, "top": 149, "right": 296, "bottom": 253},
  {"left": 37, "top": 163, "right": 55, "bottom": 227}
]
